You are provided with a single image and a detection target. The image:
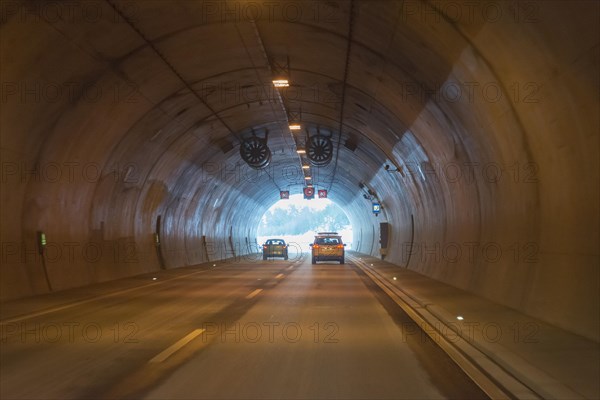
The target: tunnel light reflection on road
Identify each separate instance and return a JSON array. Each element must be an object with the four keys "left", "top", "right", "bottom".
[{"left": 457, "top": 316, "right": 464, "bottom": 321}]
